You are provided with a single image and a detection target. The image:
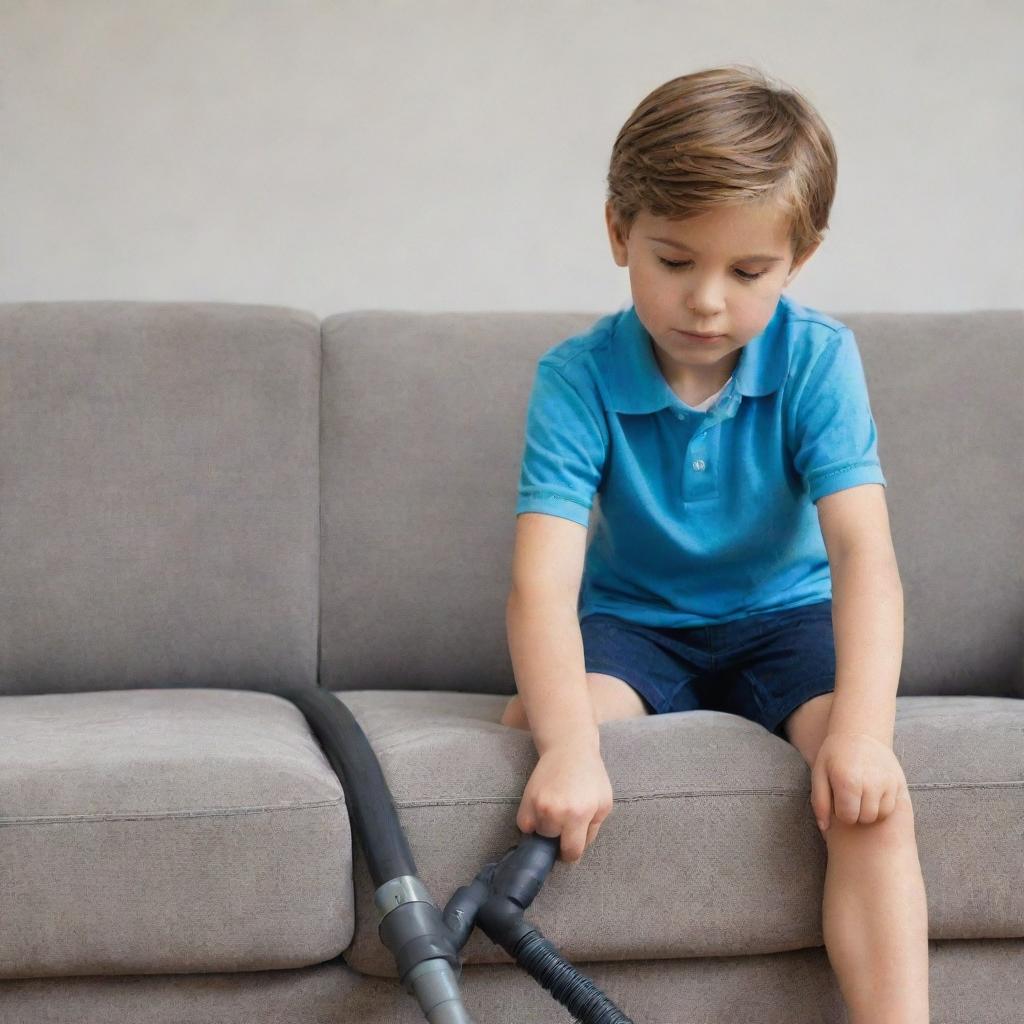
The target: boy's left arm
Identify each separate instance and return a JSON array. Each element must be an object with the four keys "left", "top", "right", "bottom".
[{"left": 812, "top": 482, "right": 909, "bottom": 830}]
